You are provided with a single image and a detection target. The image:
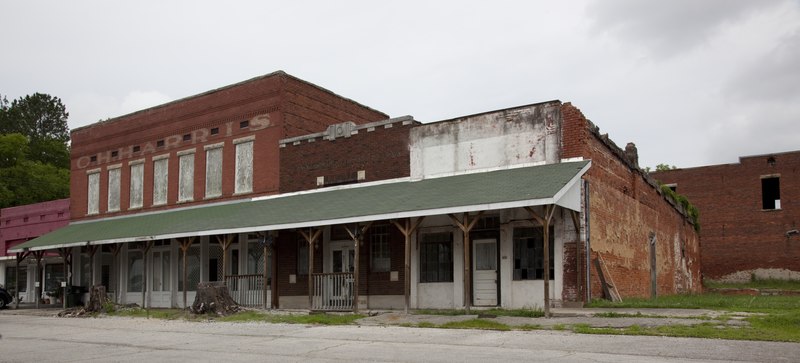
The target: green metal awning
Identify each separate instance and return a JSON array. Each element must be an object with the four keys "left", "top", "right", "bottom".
[{"left": 10, "top": 160, "right": 590, "bottom": 252}]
